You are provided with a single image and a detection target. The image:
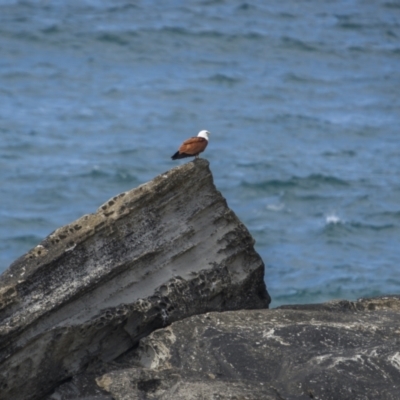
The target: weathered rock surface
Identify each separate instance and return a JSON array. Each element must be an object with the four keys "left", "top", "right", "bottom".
[
  {"left": 0, "top": 159, "right": 270, "bottom": 400},
  {"left": 75, "top": 296, "right": 400, "bottom": 400}
]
